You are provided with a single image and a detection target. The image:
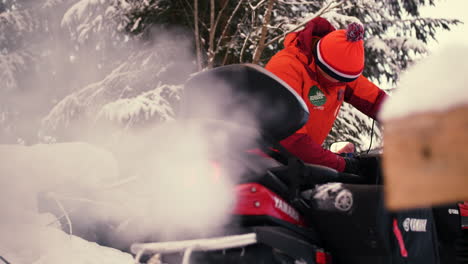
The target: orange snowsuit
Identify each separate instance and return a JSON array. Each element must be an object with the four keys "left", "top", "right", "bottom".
[{"left": 265, "top": 17, "right": 387, "bottom": 171}]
